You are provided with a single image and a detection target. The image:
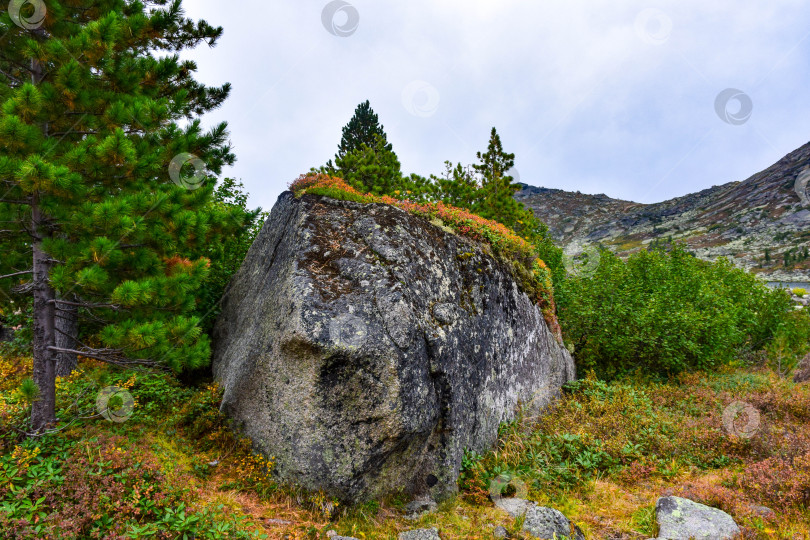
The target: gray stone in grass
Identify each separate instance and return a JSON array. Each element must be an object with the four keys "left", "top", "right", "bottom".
[
  {"left": 523, "top": 505, "right": 585, "bottom": 540},
  {"left": 748, "top": 504, "right": 775, "bottom": 519},
  {"left": 398, "top": 528, "right": 441, "bottom": 540},
  {"left": 494, "top": 497, "right": 531, "bottom": 517},
  {"left": 496, "top": 498, "right": 585, "bottom": 540},
  {"left": 405, "top": 497, "right": 438, "bottom": 520},
  {"left": 655, "top": 496, "right": 740, "bottom": 539},
  {"left": 493, "top": 525, "right": 510, "bottom": 538}
]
